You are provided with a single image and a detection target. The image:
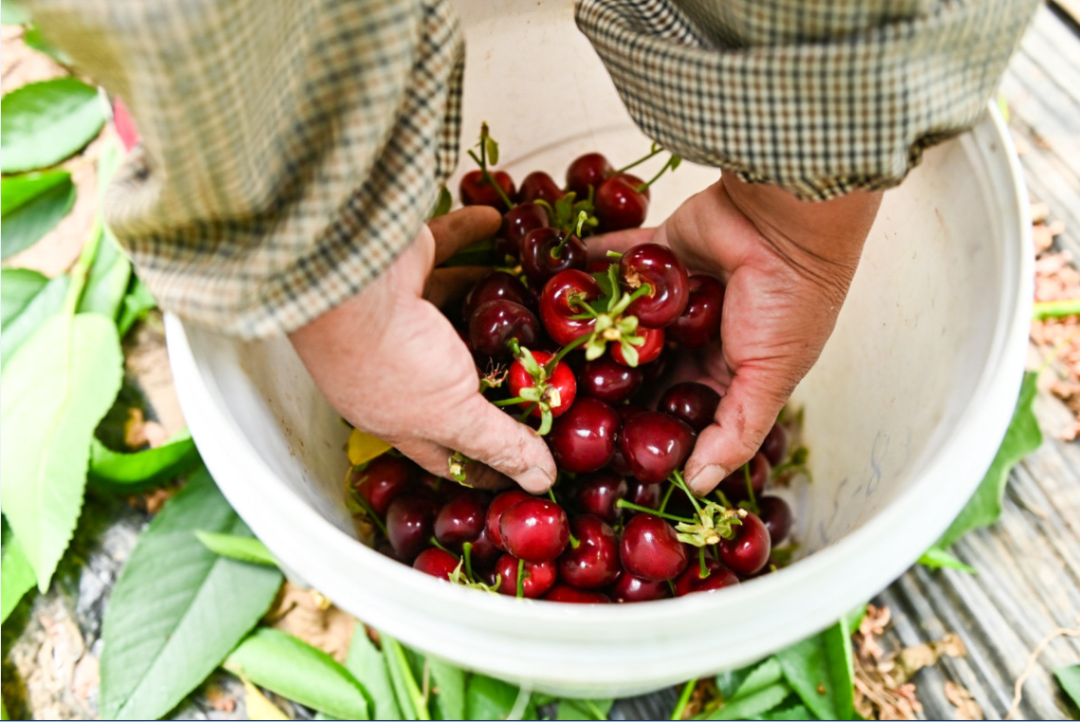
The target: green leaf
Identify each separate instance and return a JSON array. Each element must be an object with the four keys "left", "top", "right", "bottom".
[
  {"left": 195, "top": 530, "right": 277, "bottom": 567},
  {"left": 706, "top": 682, "right": 791, "bottom": 720},
  {"left": 22, "top": 24, "right": 72, "bottom": 65},
  {"left": 428, "top": 657, "right": 466, "bottom": 720},
  {"left": 1, "top": 78, "right": 105, "bottom": 173},
  {"left": 918, "top": 547, "right": 977, "bottom": 574},
  {"left": 1, "top": 517, "right": 37, "bottom": 623},
  {"left": 438, "top": 239, "right": 496, "bottom": 268},
  {"left": 0, "top": 0, "right": 28, "bottom": 25},
  {"left": 99, "top": 470, "right": 283, "bottom": 720},
  {"left": 754, "top": 701, "right": 814, "bottom": 720},
  {"left": 731, "top": 658, "right": 784, "bottom": 700},
  {"left": 485, "top": 137, "right": 499, "bottom": 166},
  {"left": 77, "top": 228, "right": 130, "bottom": 321},
  {"left": 117, "top": 276, "right": 157, "bottom": 336},
  {"left": 381, "top": 635, "right": 425, "bottom": 720},
  {"left": 775, "top": 617, "right": 856, "bottom": 720},
  {"left": 1, "top": 312, "right": 122, "bottom": 589},
  {"left": 1, "top": 171, "right": 75, "bottom": 259},
  {"left": 556, "top": 697, "right": 613, "bottom": 720},
  {"left": 429, "top": 186, "right": 452, "bottom": 220},
  {"left": 1055, "top": 665, "right": 1080, "bottom": 708},
  {"left": 224, "top": 627, "right": 372, "bottom": 720},
  {"left": 1, "top": 272, "right": 69, "bottom": 369},
  {"left": 464, "top": 674, "right": 537, "bottom": 721},
  {"left": 88, "top": 429, "right": 199, "bottom": 492},
  {"left": 1, "top": 267, "right": 48, "bottom": 325},
  {"left": 343, "top": 624, "right": 402, "bottom": 721}
]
